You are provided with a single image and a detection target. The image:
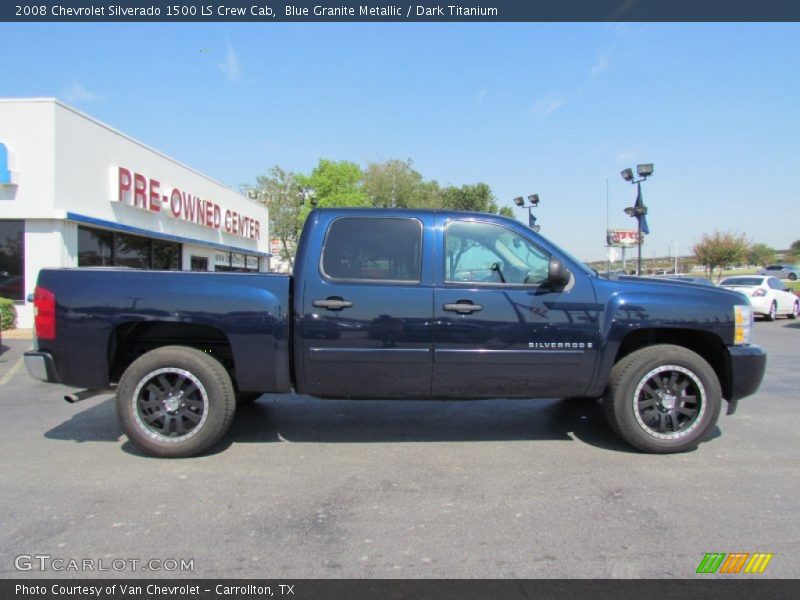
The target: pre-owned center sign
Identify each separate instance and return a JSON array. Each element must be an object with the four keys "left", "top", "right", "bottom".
[{"left": 114, "top": 166, "right": 261, "bottom": 241}]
